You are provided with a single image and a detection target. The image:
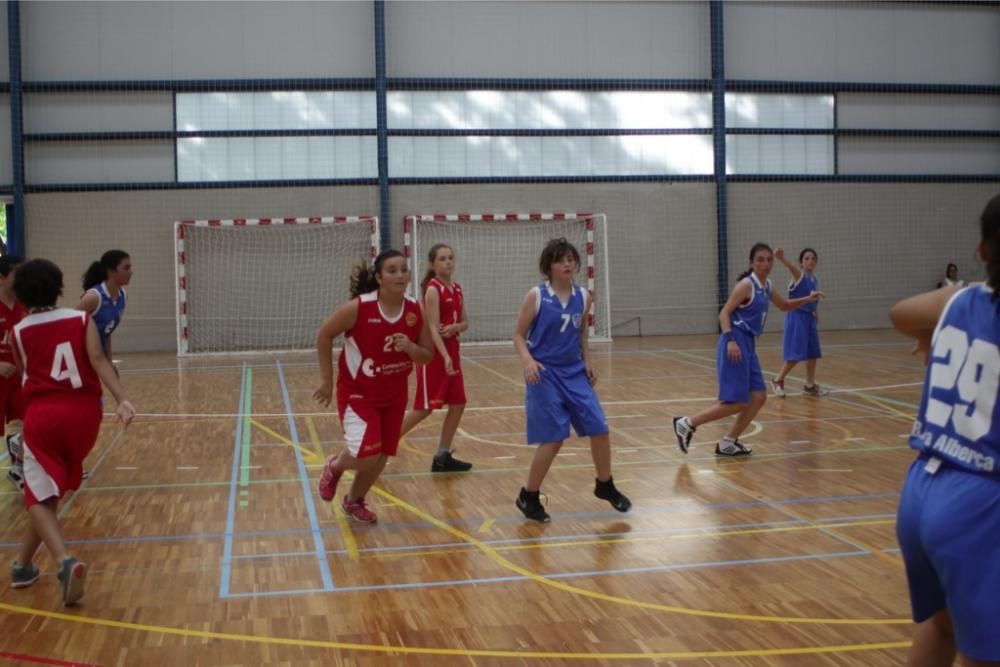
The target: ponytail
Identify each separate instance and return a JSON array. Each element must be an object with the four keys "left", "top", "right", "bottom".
[
  {"left": 349, "top": 249, "right": 405, "bottom": 298},
  {"left": 82, "top": 249, "right": 129, "bottom": 290}
]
